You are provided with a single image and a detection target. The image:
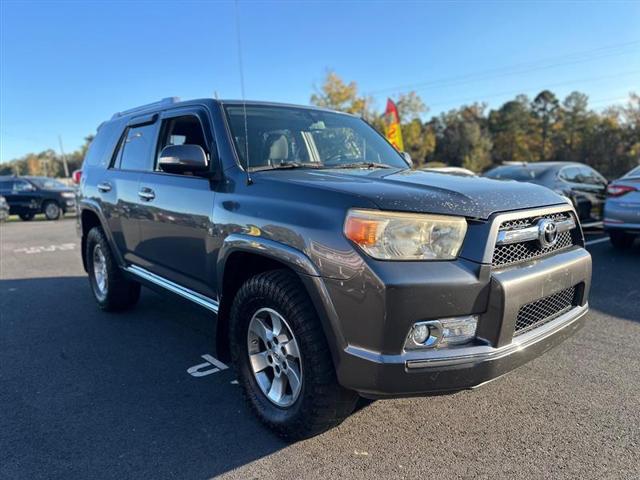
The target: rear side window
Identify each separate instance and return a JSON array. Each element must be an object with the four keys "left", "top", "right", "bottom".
[
  {"left": 0, "top": 180, "right": 14, "bottom": 192},
  {"left": 84, "top": 121, "right": 123, "bottom": 167},
  {"left": 13, "top": 180, "right": 34, "bottom": 192},
  {"left": 116, "top": 122, "right": 159, "bottom": 171},
  {"left": 559, "top": 166, "right": 580, "bottom": 183}
]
